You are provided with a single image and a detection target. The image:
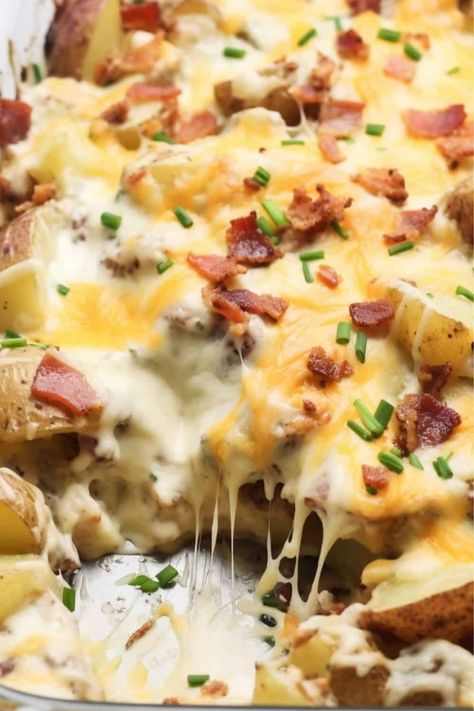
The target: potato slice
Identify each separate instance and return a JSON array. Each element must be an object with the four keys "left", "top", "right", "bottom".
[
  {"left": 444, "top": 175, "right": 473, "bottom": 245},
  {"left": 253, "top": 663, "right": 311, "bottom": 706},
  {"left": 0, "top": 347, "right": 101, "bottom": 443},
  {"left": 0, "top": 555, "right": 61, "bottom": 623},
  {"left": 48, "top": 0, "right": 123, "bottom": 81},
  {"left": 386, "top": 279, "right": 473, "bottom": 375},
  {"left": 0, "top": 469, "right": 46, "bottom": 554},
  {"left": 289, "top": 632, "right": 334, "bottom": 678}
]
